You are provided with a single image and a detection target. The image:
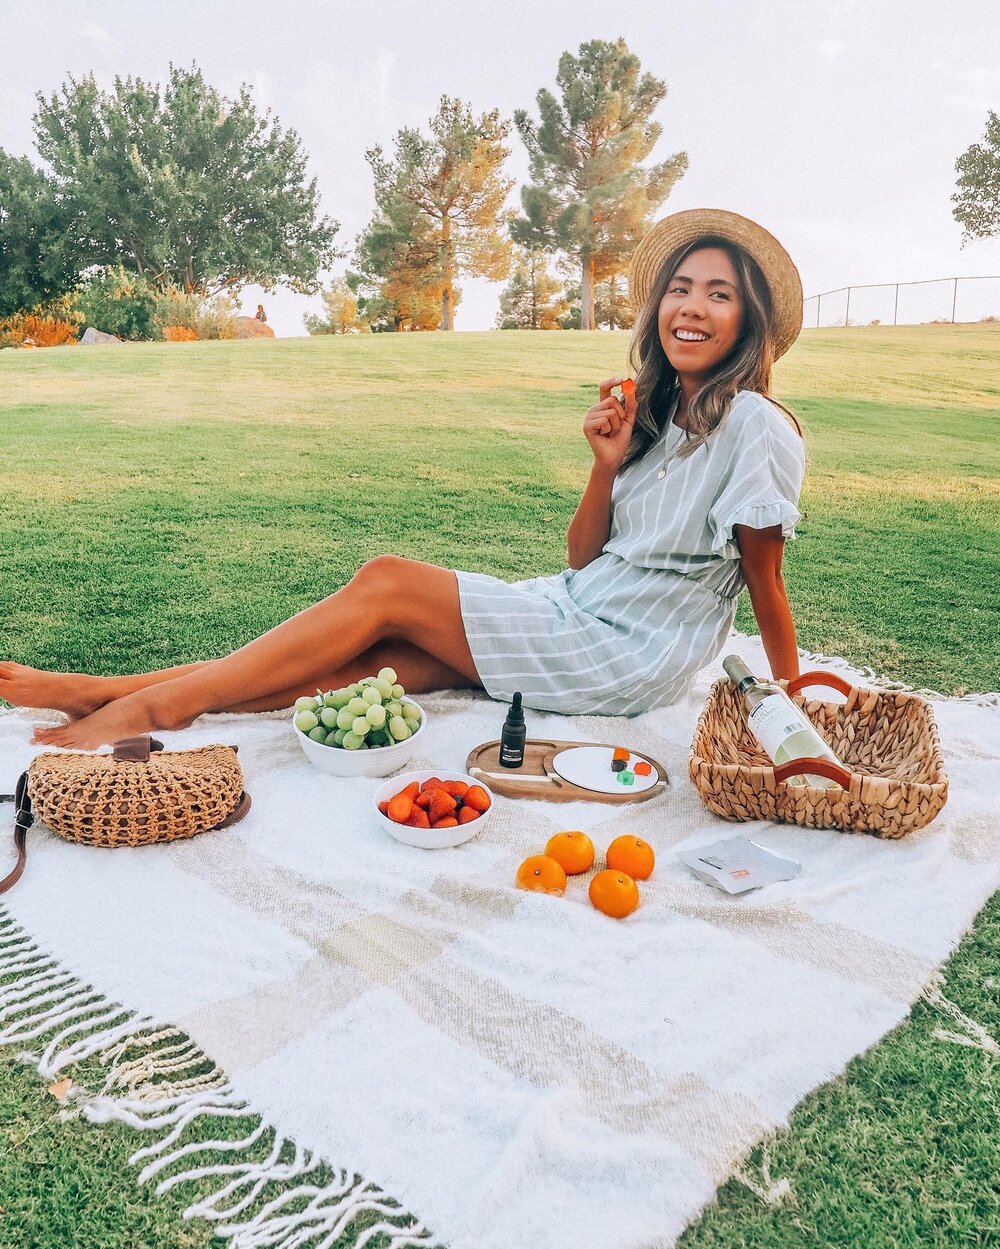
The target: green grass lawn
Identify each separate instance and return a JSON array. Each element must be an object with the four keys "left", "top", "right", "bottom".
[{"left": 1, "top": 325, "right": 998, "bottom": 1247}]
